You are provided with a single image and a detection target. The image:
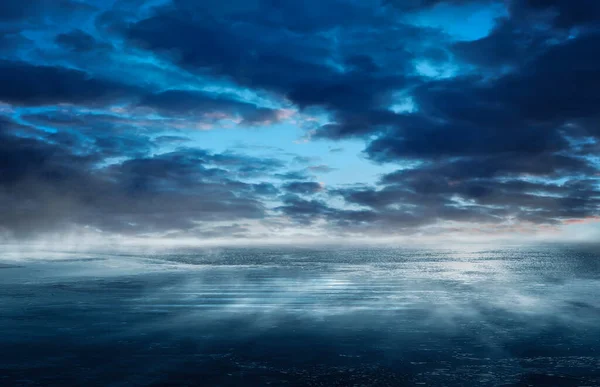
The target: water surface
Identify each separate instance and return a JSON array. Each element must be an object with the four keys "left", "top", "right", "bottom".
[{"left": 1, "top": 245, "right": 599, "bottom": 385}]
